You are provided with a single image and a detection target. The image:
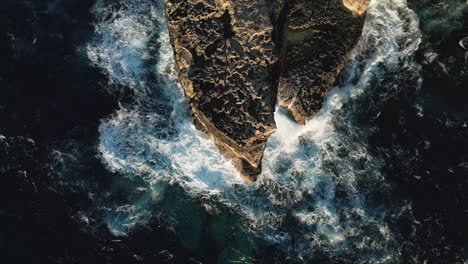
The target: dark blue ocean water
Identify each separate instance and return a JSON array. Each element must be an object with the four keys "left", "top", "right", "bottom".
[
  {"left": 85, "top": 0, "right": 424, "bottom": 262},
  {"left": 1, "top": 0, "right": 466, "bottom": 263}
]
